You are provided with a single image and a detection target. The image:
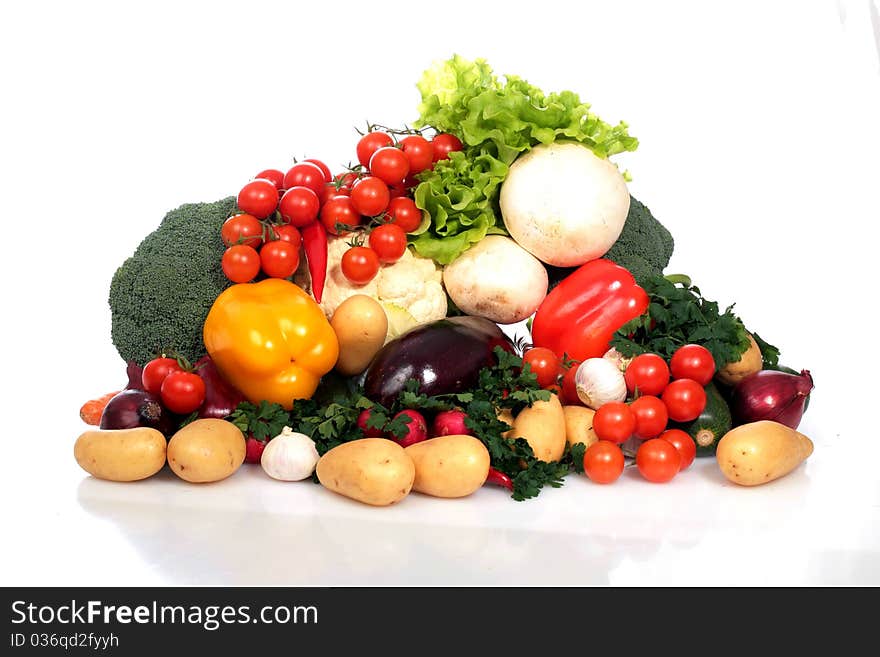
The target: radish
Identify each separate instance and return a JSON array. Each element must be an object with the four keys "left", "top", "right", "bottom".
[
  {"left": 432, "top": 409, "right": 471, "bottom": 437},
  {"left": 356, "top": 408, "right": 386, "bottom": 437},
  {"left": 392, "top": 409, "right": 428, "bottom": 447}
]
